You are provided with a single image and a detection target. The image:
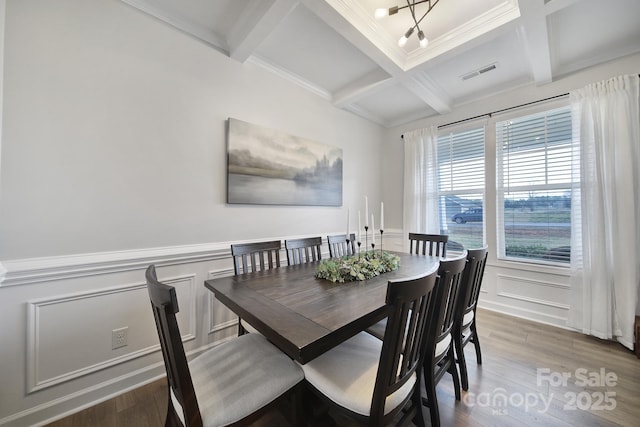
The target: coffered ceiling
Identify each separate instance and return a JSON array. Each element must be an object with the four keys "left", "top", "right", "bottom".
[{"left": 120, "top": 0, "right": 640, "bottom": 127}]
